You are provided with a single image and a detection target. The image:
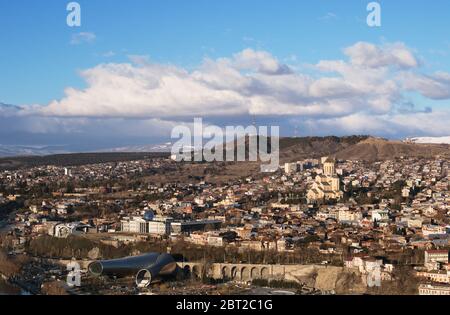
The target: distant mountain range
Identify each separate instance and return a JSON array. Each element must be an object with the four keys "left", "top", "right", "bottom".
[
  {"left": 0, "top": 143, "right": 175, "bottom": 158},
  {"left": 0, "top": 145, "right": 71, "bottom": 157},
  {"left": 99, "top": 143, "right": 174, "bottom": 153},
  {"left": 1, "top": 136, "right": 450, "bottom": 163}
]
